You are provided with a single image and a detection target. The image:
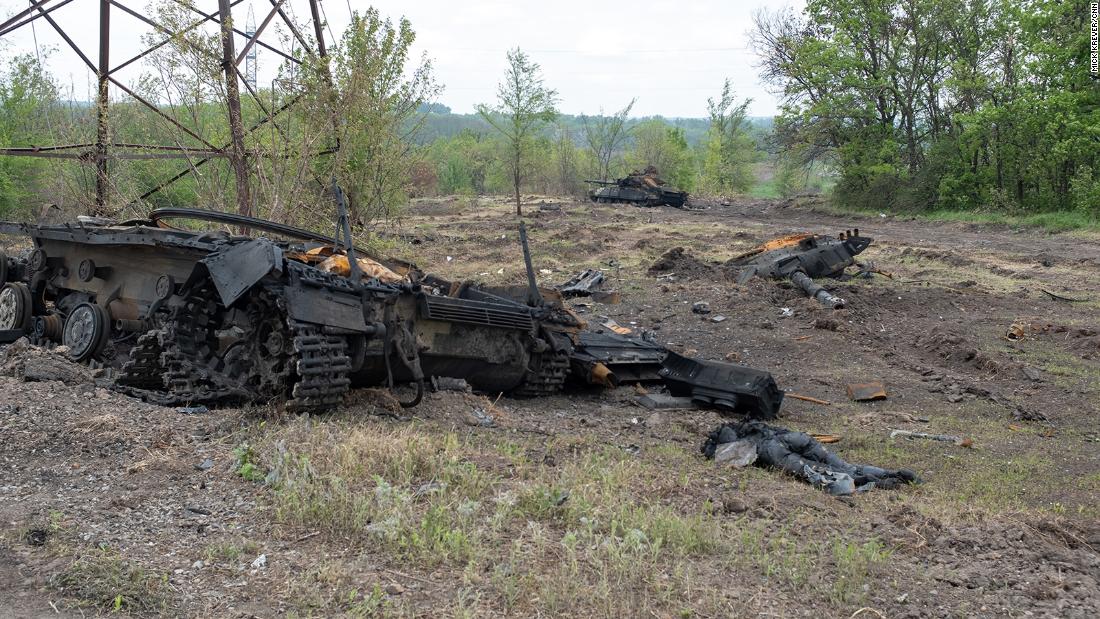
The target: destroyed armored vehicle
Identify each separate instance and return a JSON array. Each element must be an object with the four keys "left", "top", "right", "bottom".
[
  {"left": 586, "top": 166, "right": 689, "bottom": 208},
  {"left": 0, "top": 209, "right": 577, "bottom": 410},
  {"left": 0, "top": 208, "right": 784, "bottom": 418},
  {"left": 728, "top": 230, "right": 872, "bottom": 309}
]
